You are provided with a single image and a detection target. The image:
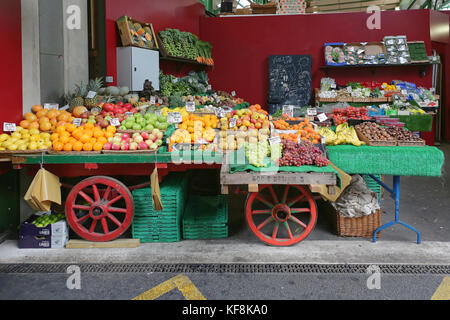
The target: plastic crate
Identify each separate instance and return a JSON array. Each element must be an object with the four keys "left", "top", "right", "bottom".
[
  {"left": 132, "top": 172, "right": 189, "bottom": 242},
  {"left": 182, "top": 195, "right": 228, "bottom": 240},
  {"left": 362, "top": 174, "right": 382, "bottom": 200}
]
